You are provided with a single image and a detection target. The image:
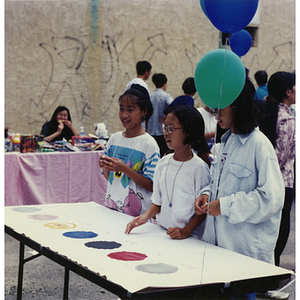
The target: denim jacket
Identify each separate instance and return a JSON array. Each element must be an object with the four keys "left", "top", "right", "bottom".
[{"left": 202, "top": 128, "right": 284, "bottom": 264}]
